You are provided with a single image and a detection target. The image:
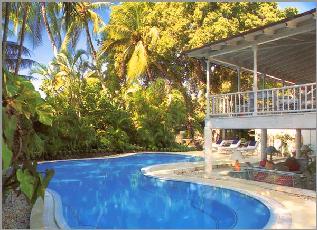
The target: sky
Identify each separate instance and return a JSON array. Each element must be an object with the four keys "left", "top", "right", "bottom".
[{"left": 15, "top": 2, "right": 316, "bottom": 97}]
